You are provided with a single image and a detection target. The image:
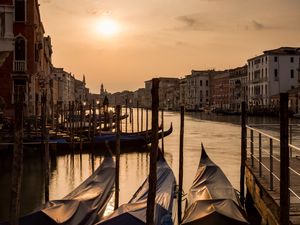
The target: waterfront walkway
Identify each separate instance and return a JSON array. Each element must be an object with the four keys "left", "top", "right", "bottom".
[
  {"left": 245, "top": 124, "right": 300, "bottom": 225},
  {"left": 246, "top": 158, "right": 300, "bottom": 225}
]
